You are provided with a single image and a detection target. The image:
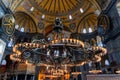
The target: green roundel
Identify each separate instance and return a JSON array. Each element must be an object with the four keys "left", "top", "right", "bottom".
[{"left": 2, "top": 14, "right": 15, "bottom": 36}]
